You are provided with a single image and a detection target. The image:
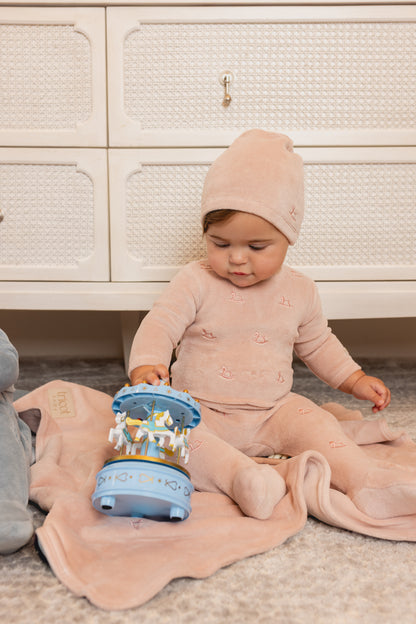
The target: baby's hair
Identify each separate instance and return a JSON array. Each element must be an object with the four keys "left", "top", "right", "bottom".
[{"left": 202, "top": 209, "right": 236, "bottom": 233}]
